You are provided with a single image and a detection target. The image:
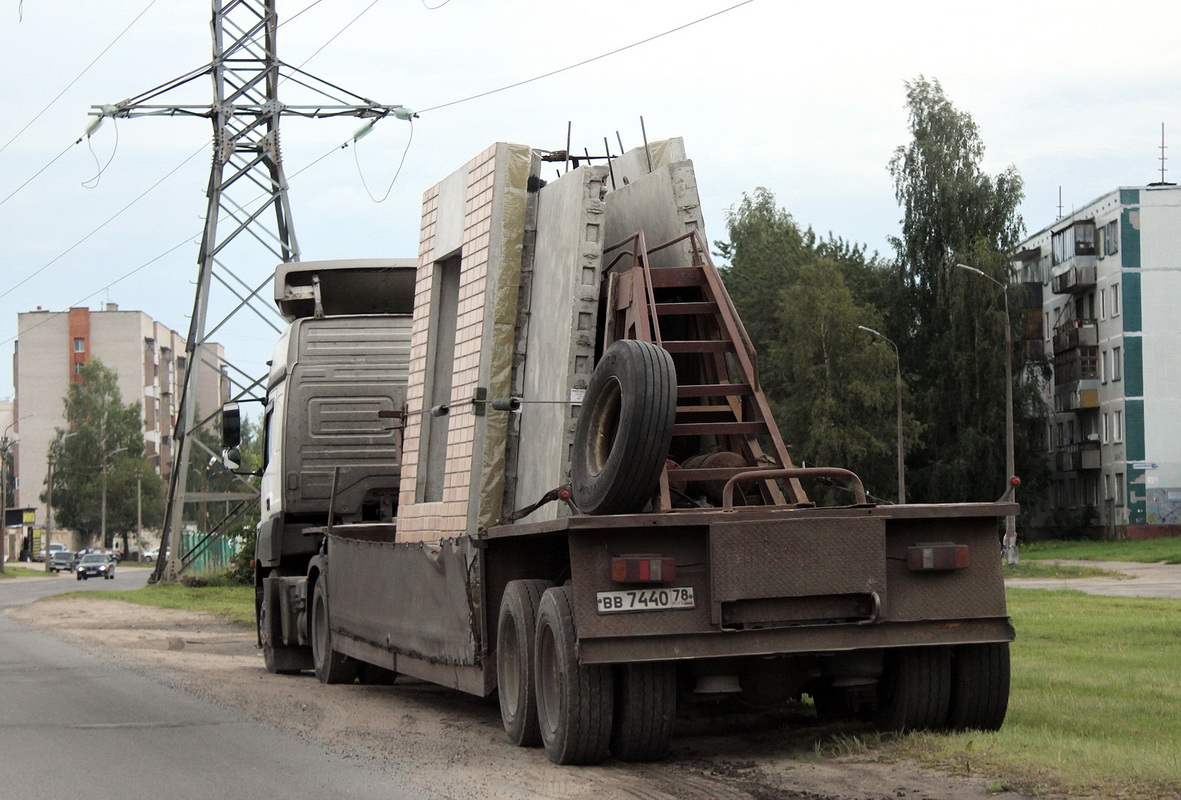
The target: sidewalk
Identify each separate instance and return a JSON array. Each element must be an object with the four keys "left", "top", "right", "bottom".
[{"left": 1006, "top": 560, "right": 1181, "bottom": 598}]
